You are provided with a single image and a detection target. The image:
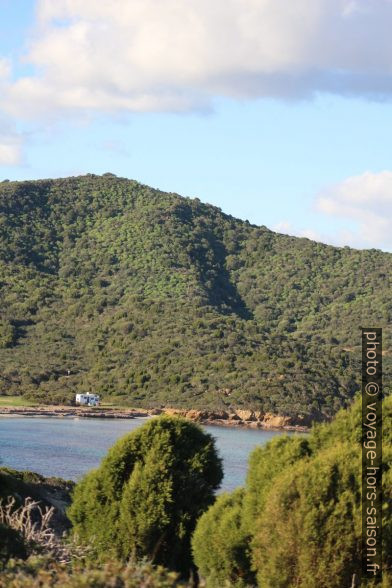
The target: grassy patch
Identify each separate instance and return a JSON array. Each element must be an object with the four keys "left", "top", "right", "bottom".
[{"left": 0, "top": 396, "right": 39, "bottom": 407}]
